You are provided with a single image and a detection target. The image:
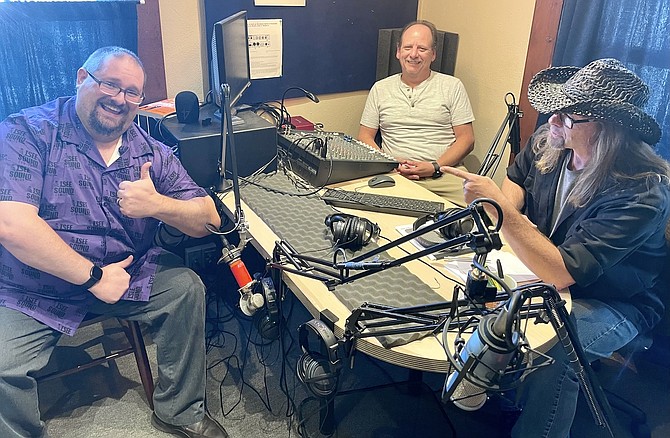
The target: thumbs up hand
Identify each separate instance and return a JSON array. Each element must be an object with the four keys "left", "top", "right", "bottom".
[
  {"left": 140, "top": 161, "right": 152, "bottom": 181},
  {"left": 117, "top": 161, "right": 161, "bottom": 218}
]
